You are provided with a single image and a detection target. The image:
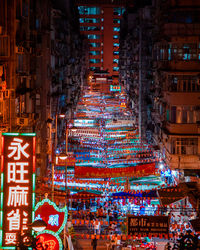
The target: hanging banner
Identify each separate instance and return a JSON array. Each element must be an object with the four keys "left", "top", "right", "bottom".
[
  {"left": 34, "top": 198, "right": 67, "bottom": 234},
  {"left": 74, "top": 162, "right": 155, "bottom": 178},
  {"left": 0, "top": 133, "right": 36, "bottom": 248},
  {"left": 127, "top": 215, "right": 169, "bottom": 236}
]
